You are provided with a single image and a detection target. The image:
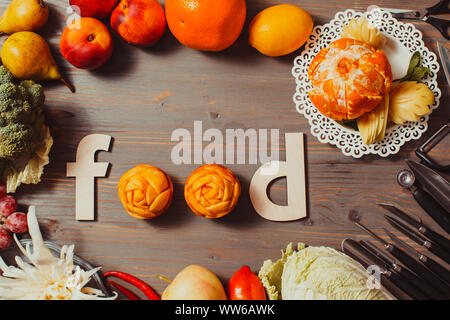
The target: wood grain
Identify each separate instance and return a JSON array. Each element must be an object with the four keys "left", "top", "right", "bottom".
[{"left": 1, "top": 0, "right": 448, "bottom": 300}]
